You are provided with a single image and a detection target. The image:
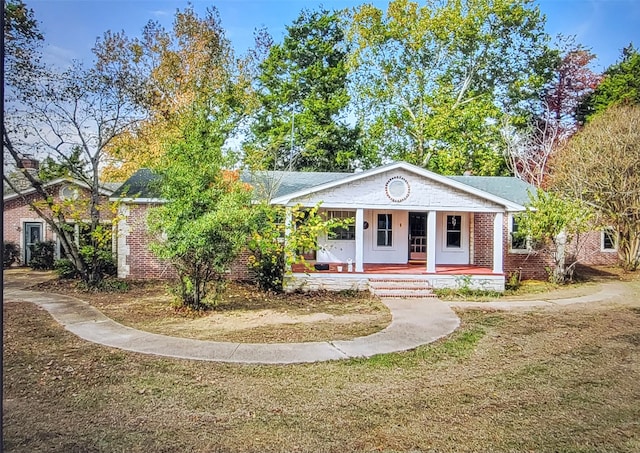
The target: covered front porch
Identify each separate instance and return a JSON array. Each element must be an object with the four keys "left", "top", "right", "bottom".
[{"left": 270, "top": 162, "right": 528, "bottom": 294}]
